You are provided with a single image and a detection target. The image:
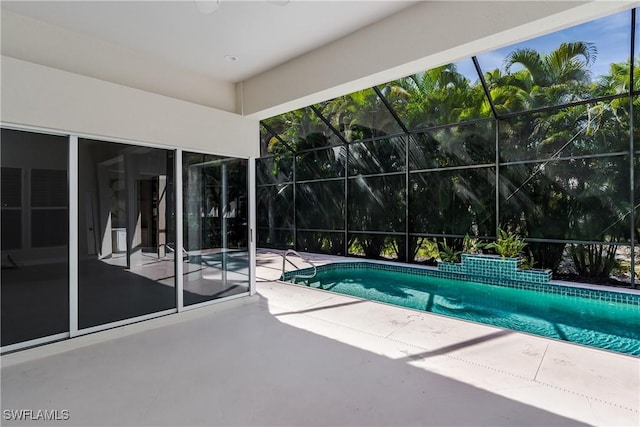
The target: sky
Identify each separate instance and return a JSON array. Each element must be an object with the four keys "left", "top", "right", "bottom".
[{"left": 455, "top": 9, "right": 635, "bottom": 83}]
